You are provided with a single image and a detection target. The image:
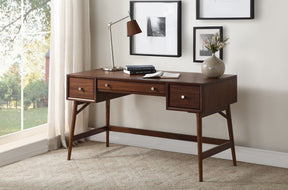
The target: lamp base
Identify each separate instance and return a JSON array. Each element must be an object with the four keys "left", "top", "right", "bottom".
[{"left": 102, "top": 66, "right": 124, "bottom": 72}]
